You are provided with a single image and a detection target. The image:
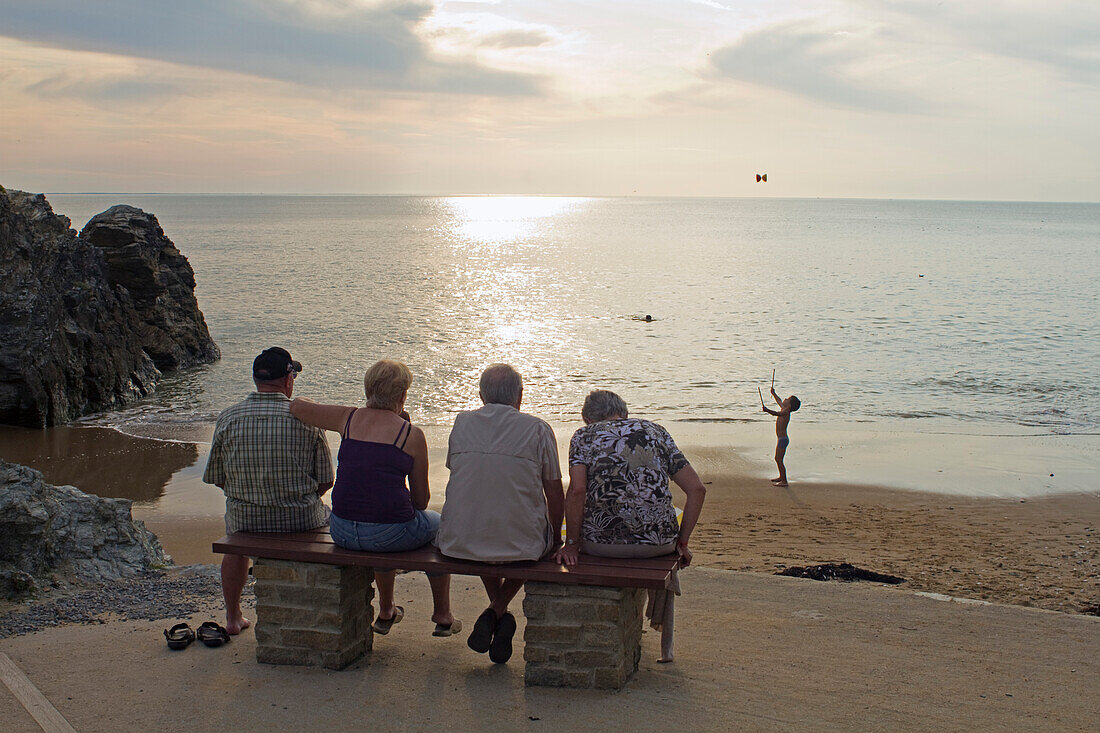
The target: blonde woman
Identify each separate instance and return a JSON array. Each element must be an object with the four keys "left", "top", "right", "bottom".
[{"left": 291, "top": 360, "right": 459, "bottom": 637}]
